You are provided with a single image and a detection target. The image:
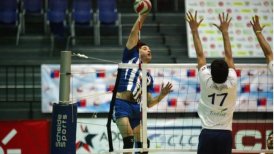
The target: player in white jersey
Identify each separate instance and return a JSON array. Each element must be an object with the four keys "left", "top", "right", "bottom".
[
  {"left": 113, "top": 12, "right": 173, "bottom": 154},
  {"left": 250, "top": 15, "right": 273, "bottom": 74},
  {"left": 250, "top": 16, "right": 274, "bottom": 154},
  {"left": 186, "top": 11, "right": 237, "bottom": 154}
]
